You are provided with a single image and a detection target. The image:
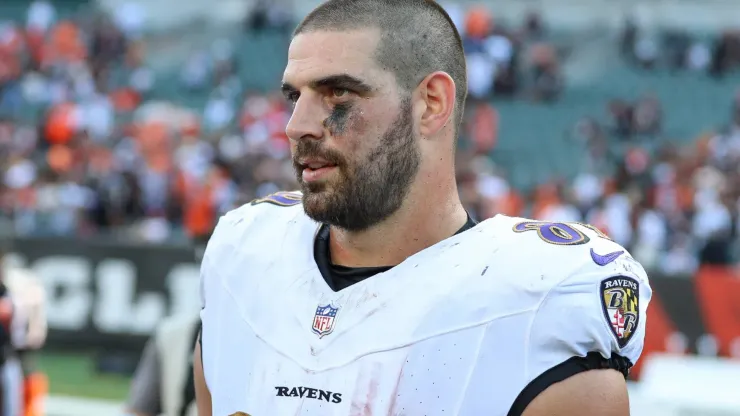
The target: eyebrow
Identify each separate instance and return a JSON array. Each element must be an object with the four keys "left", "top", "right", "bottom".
[{"left": 281, "top": 74, "right": 374, "bottom": 97}]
